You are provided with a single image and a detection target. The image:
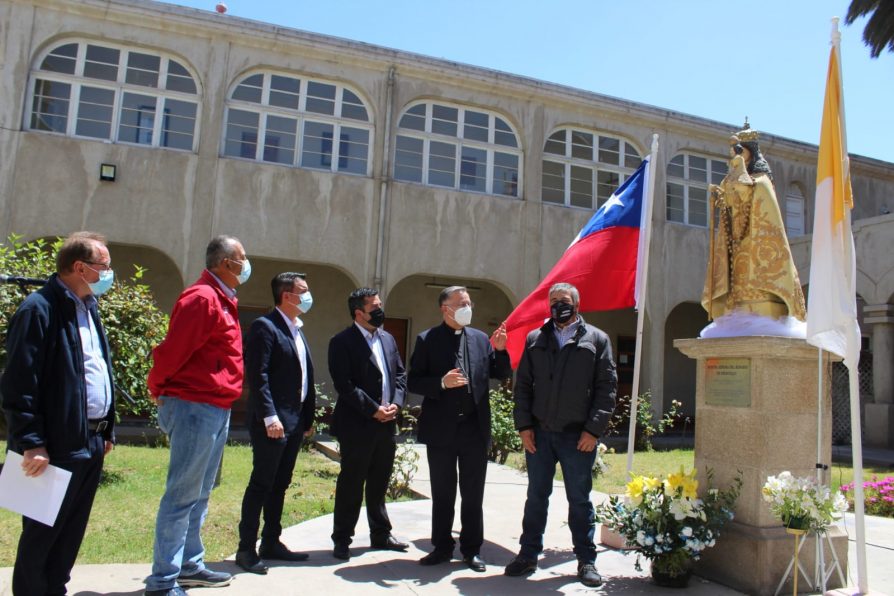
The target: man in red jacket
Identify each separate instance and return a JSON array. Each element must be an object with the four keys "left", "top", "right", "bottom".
[{"left": 144, "top": 236, "right": 249, "bottom": 596}]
